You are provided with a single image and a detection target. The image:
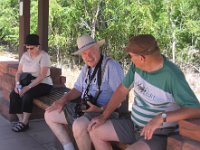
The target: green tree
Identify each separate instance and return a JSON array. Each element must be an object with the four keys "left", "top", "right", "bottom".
[
  {"left": 0, "top": 0, "right": 19, "bottom": 51},
  {"left": 0, "top": 0, "right": 199, "bottom": 72}
]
